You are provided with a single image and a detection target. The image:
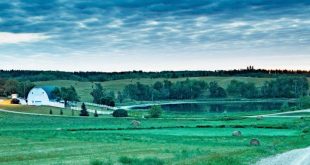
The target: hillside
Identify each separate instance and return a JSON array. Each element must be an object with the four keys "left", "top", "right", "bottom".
[{"left": 35, "top": 76, "right": 273, "bottom": 102}]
